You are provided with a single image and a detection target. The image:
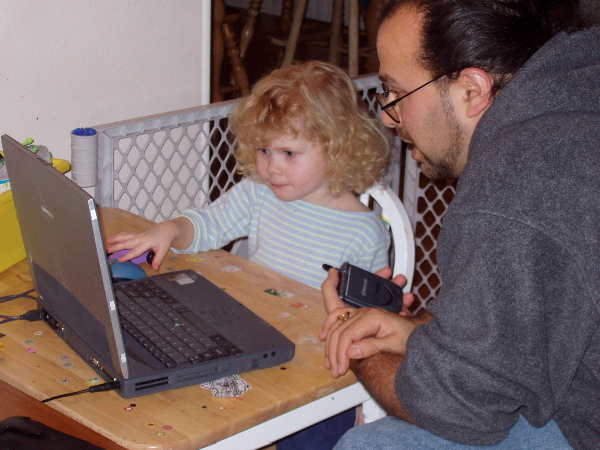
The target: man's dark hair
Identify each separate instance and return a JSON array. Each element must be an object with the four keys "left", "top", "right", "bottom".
[{"left": 380, "top": 0, "right": 586, "bottom": 94}]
